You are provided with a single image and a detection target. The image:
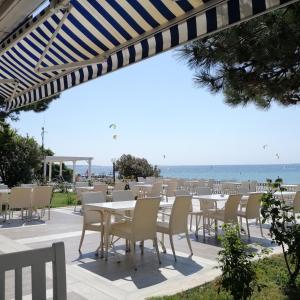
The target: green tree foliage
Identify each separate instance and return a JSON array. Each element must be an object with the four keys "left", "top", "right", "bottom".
[
  {"left": 0, "top": 127, "right": 42, "bottom": 187},
  {"left": 115, "top": 154, "right": 160, "bottom": 180},
  {"left": 218, "top": 224, "right": 257, "bottom": 300},
  {"left": 179, "top": 3, "right": 300, "bottom": 108},
  {"left": 261, "top": 178, "right": 300, "bottom": 287}
]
